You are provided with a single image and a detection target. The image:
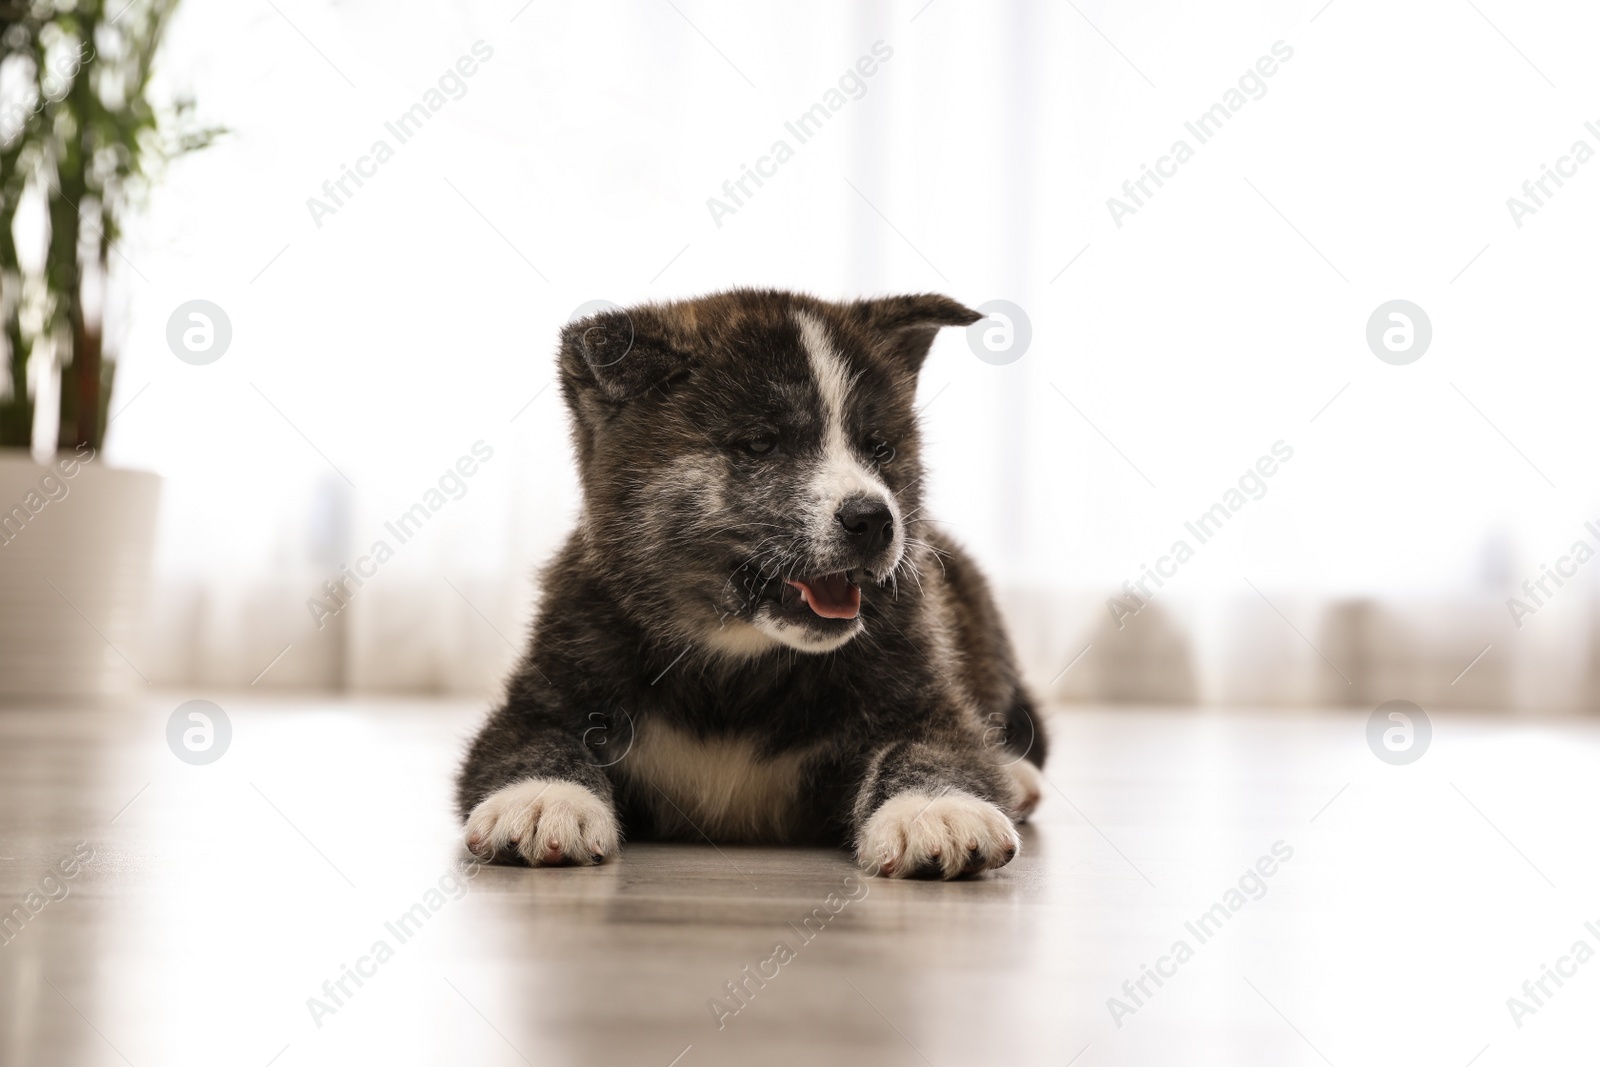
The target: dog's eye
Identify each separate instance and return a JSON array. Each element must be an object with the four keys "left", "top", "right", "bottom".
[
  {"left": 742, "top": 435, "right": 777, "bottom": 456},
  {"left": 870, "top": 439, "right": 896, "bottom": 464}
]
